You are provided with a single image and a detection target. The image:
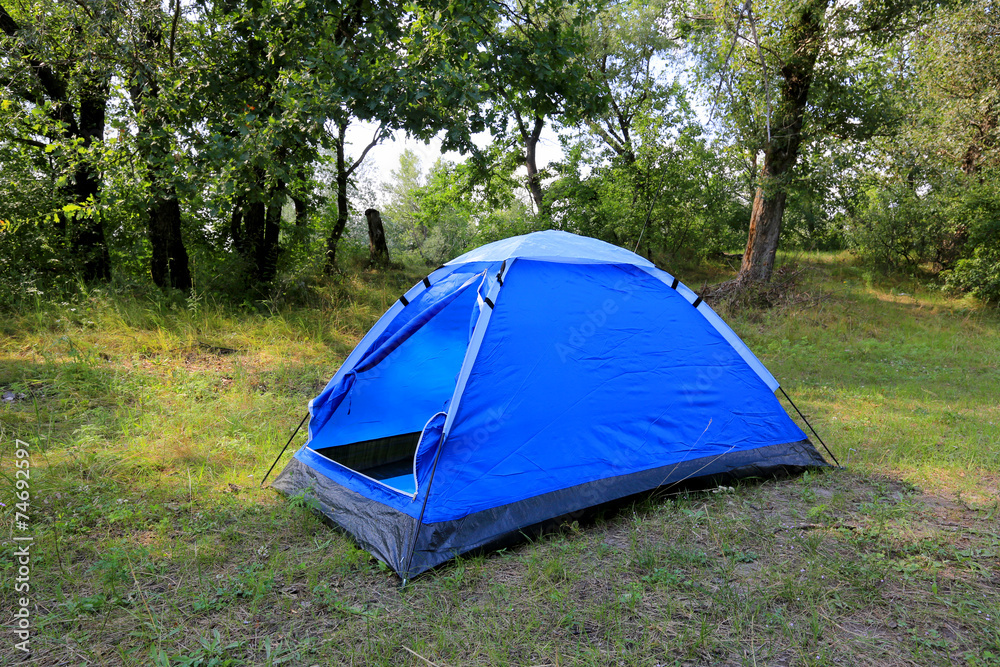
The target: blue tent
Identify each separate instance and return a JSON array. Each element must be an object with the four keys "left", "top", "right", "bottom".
[{"left": 272, "top": 230, "right": 827, "bottom": 579}]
